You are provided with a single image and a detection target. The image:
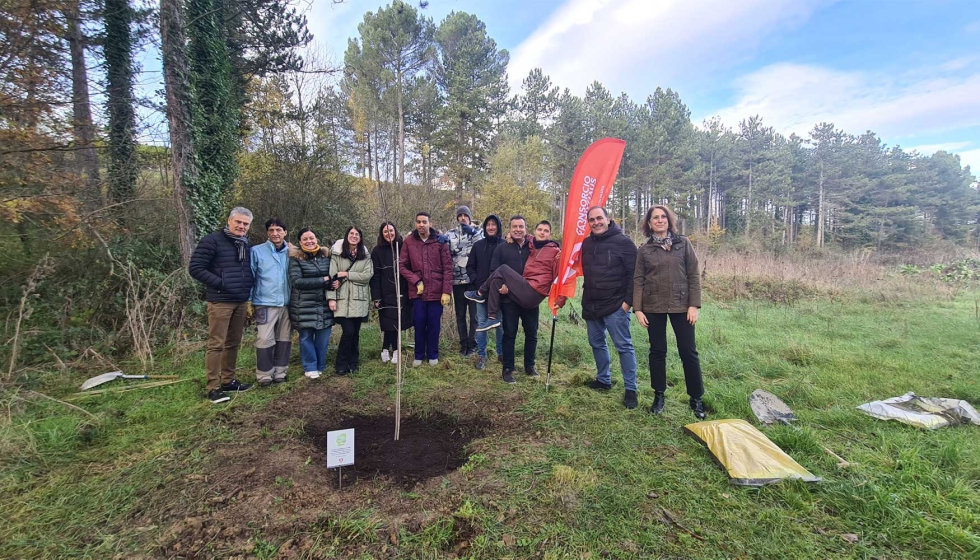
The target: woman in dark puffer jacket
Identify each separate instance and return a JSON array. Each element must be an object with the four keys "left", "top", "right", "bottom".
[
  {"left": 288, "top": 228, "right": 334, "bottom": 379},
  {"left": 370, "top": 222, "right": 412, "bottom": 365}
]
